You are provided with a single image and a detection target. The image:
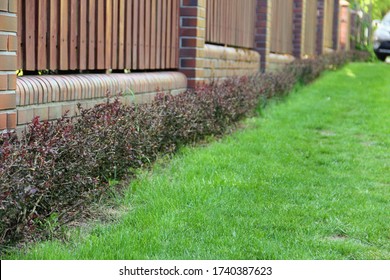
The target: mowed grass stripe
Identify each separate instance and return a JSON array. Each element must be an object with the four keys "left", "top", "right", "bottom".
[{"left": 7, "top": 63, "right": 390, "bottom": 259}]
